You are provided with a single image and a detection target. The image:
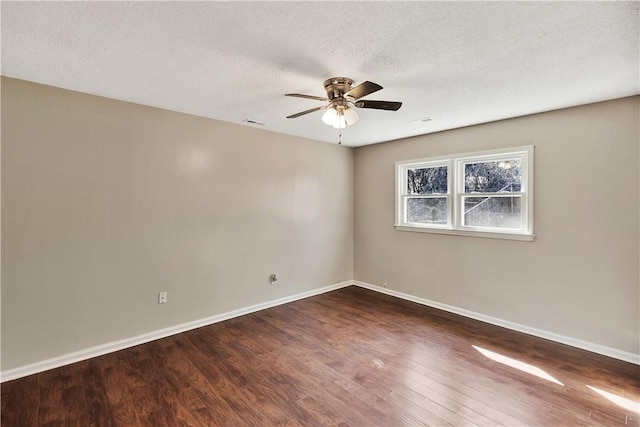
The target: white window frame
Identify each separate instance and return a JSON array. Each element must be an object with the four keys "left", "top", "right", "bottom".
[{"left": 395, "top": 146, "right": 534, "bottom": 241}]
